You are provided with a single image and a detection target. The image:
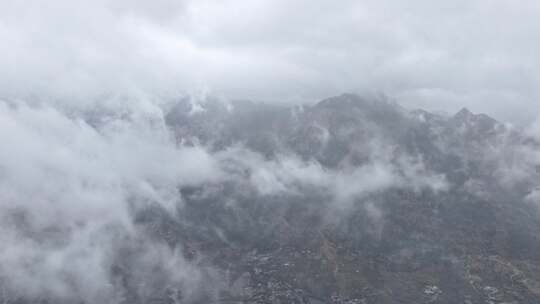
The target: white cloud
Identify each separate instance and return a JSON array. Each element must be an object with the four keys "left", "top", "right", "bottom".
[
  {"left": 0, "top": 101, "right": 221, "bottom": 302},
  {"left": 0, "top": 0, "right": 539, "bottom": 121},
  {"left": 216, "top": 145, "right": 447, "bottom": 205}
]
